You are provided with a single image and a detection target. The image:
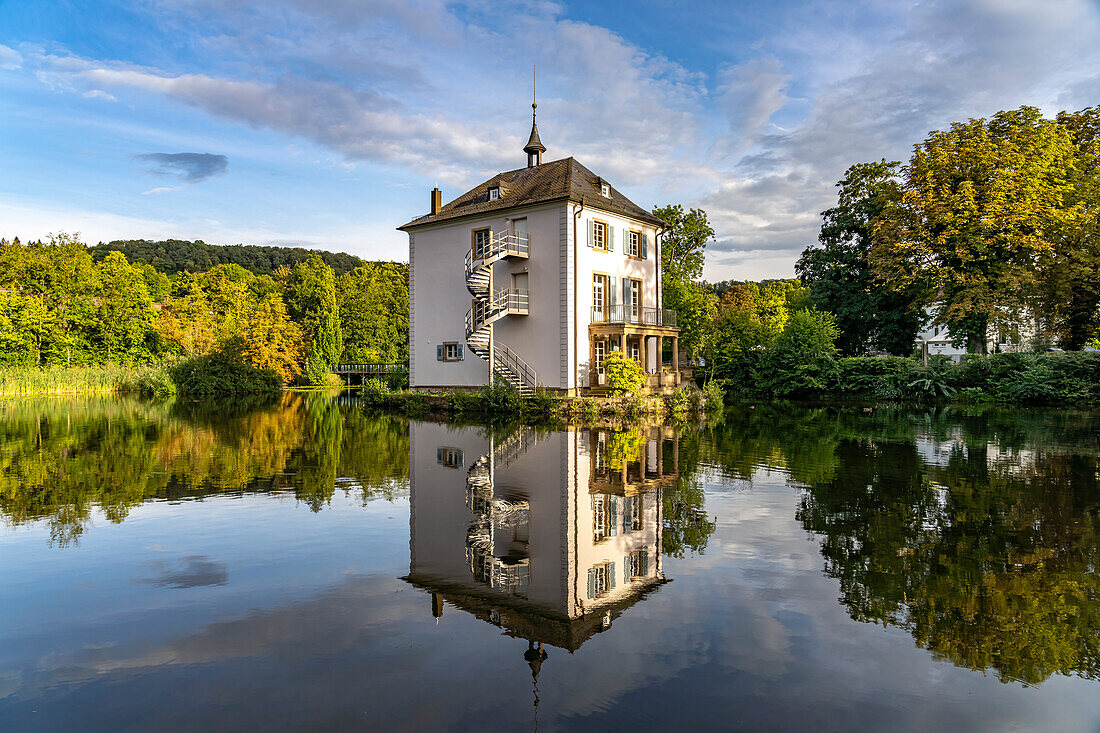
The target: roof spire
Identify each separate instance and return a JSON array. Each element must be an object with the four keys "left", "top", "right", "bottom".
[{"left": 523, "top": 65, "right": 545, "bottom": 167}]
